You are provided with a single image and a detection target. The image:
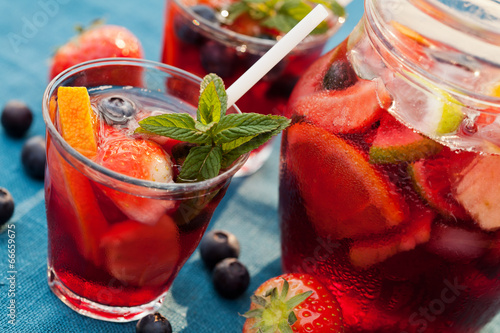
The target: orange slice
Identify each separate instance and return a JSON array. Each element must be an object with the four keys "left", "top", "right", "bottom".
[
  {"left": 56, "top": 87, "right": 108, "bottom": 266},
  {"left": 57, "top": 87, "right": 98, "bottom": 159}
]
